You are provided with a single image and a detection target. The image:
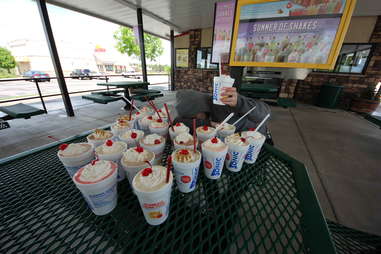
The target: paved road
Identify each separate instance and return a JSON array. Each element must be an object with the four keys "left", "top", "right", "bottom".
[{"left": 0, "top": 75, "right": 169, "bottom": 101}]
